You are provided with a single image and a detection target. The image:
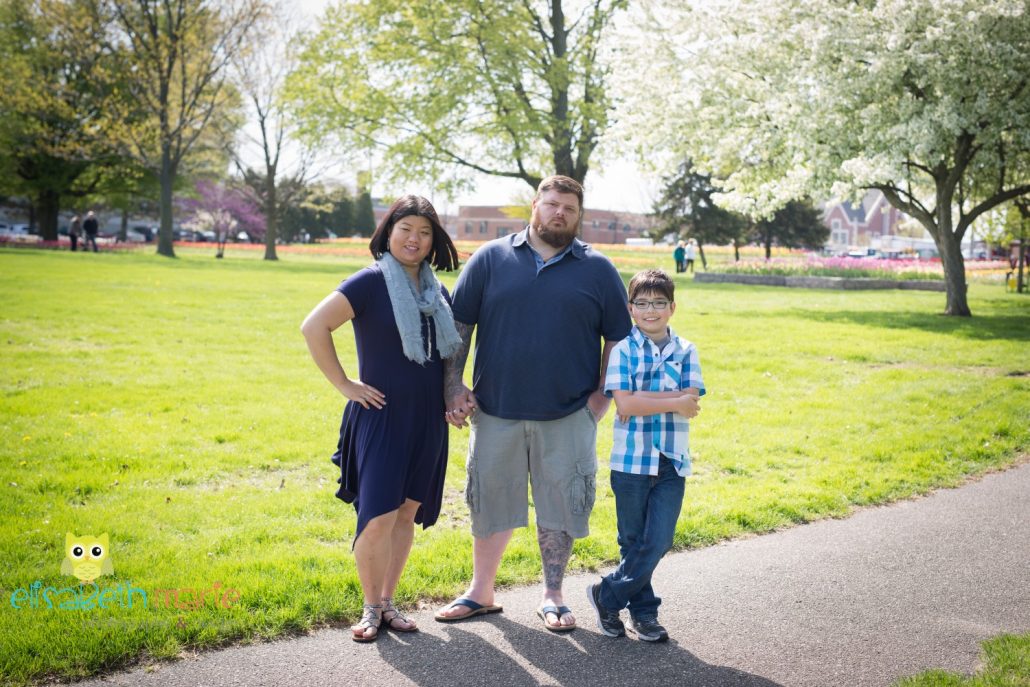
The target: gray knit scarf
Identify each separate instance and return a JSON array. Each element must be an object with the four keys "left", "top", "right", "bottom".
[{"left": 379, "top": 252, "right": 461, "bottom": 364}]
